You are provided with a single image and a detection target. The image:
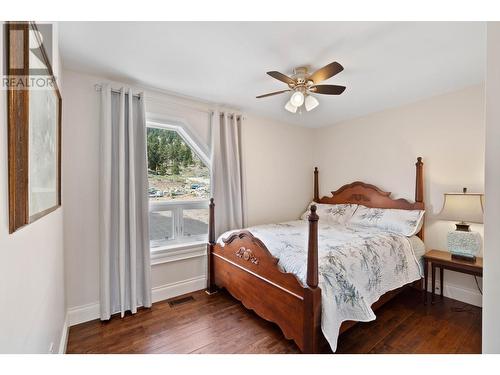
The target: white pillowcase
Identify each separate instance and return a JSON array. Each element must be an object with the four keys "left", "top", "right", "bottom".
[
  {"left": 300, "top": 202, "right": 358, "bottom": 225},
  {"left": 349, "top": 205, "right": 425, "bottom": 236}
]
